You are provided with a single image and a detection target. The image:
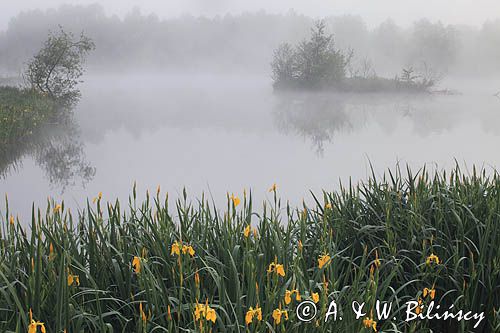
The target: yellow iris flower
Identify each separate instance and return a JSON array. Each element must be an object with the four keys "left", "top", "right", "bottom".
[
  {"left": 243, "top": 225, "right": 258, "bottom": 238},
  {"left": 132, "top": 256, "right": 141, "bottom": 274},
  {"left": 244, "top": 225, "right": 251, "bottom": 238},
  {"left": 28, "top": 309, "right": 46, "bottom": 333},
  {"left": 67, "top": 273, "right": 80, "bottom": 286},
  {"left": 92, "top": 192, "right": 103, "bottom": 203},
  {"left": 363, "top": 317, "right": 377, "bottom": 331},
  {"left": 182, "top": 244, "right": 195, "bottom": 257},
  {"left": 423, "top": 287, "right": 436, "bottom": 299},
  {"left": 267, "top": 260, "right": 286, "bottom": 277},
  {"left": 284, "top": 289, "right": 301, "bottom": 305},
  {"left": 272, "top": 308, "right": 288, "bottom": 324},
  {"left": 318, "top": 253, "right": 331, "bottom": 269},
  {"left": 426, "top": 253, "right": 440, "bottom": 265},
  {"left": 171, "top": 241, "right": 181, "bottom": 256},
  {"left": 245, "top": 306, "right": 262, "bottom": 325},
  {"left": 415, "top": 298, "right": 423, "bottom": 314},
  {"left": 194, "top": 301, "right": 217, "bottom": 323},
  {"left": 230, "top": 194, "right": 241, "bottom": 207},
  {"left": 171, "top": 241, "right": 195, "bottom": 257}
]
